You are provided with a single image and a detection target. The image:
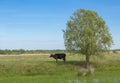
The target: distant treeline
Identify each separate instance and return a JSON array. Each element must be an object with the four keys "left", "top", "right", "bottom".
[
  {"left": 0, "top": 49, "right": 119, "bottom": 55},
  {"left": 0, "top": 49, "right": 66, "bottom": 55}
]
